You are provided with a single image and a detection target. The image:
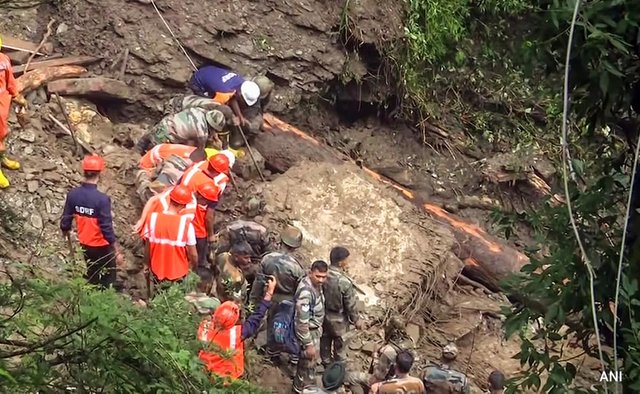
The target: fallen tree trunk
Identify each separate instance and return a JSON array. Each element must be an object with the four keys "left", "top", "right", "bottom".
[
  {"left": 262, "top": 114, "right": 529, "bottom": 291},
  {"left": 16, "top": 66, "right": 87, "bottom": 94},
  {"left": 47, "top": 77, "right": 135, "bottom": 101},
  {"left": 12, "top": 56, "right": 99, "bottom": 76}
]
